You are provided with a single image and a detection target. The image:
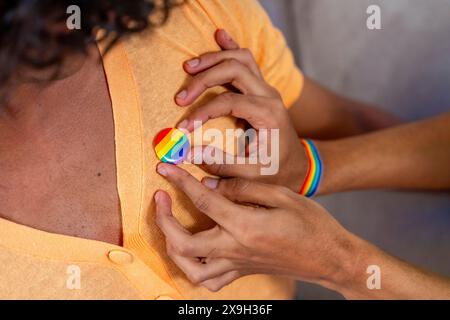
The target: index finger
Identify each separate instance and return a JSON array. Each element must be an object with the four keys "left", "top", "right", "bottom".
[
  {"left": 156, "top": 163, "right": 240, "bottom": 228},
  {"left": 215, "top": 29, "right": 240, "bottom": 50},
  {"left": 178, "top": 93, "right": 280, "bottom": 132}
]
